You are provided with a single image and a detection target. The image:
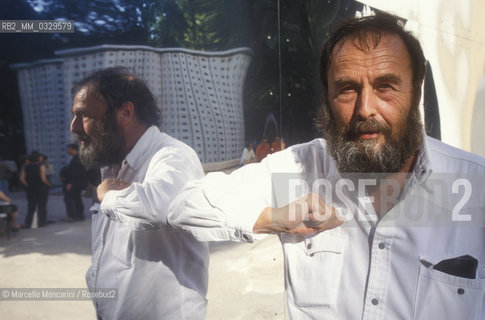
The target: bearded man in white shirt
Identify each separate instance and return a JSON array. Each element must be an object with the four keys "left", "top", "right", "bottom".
[
  {"left": 70, "top": 67, "right": 208, "bottom": 320},
  {"left": 168, "top": 12, "right": 485, "bottom": 320}
]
